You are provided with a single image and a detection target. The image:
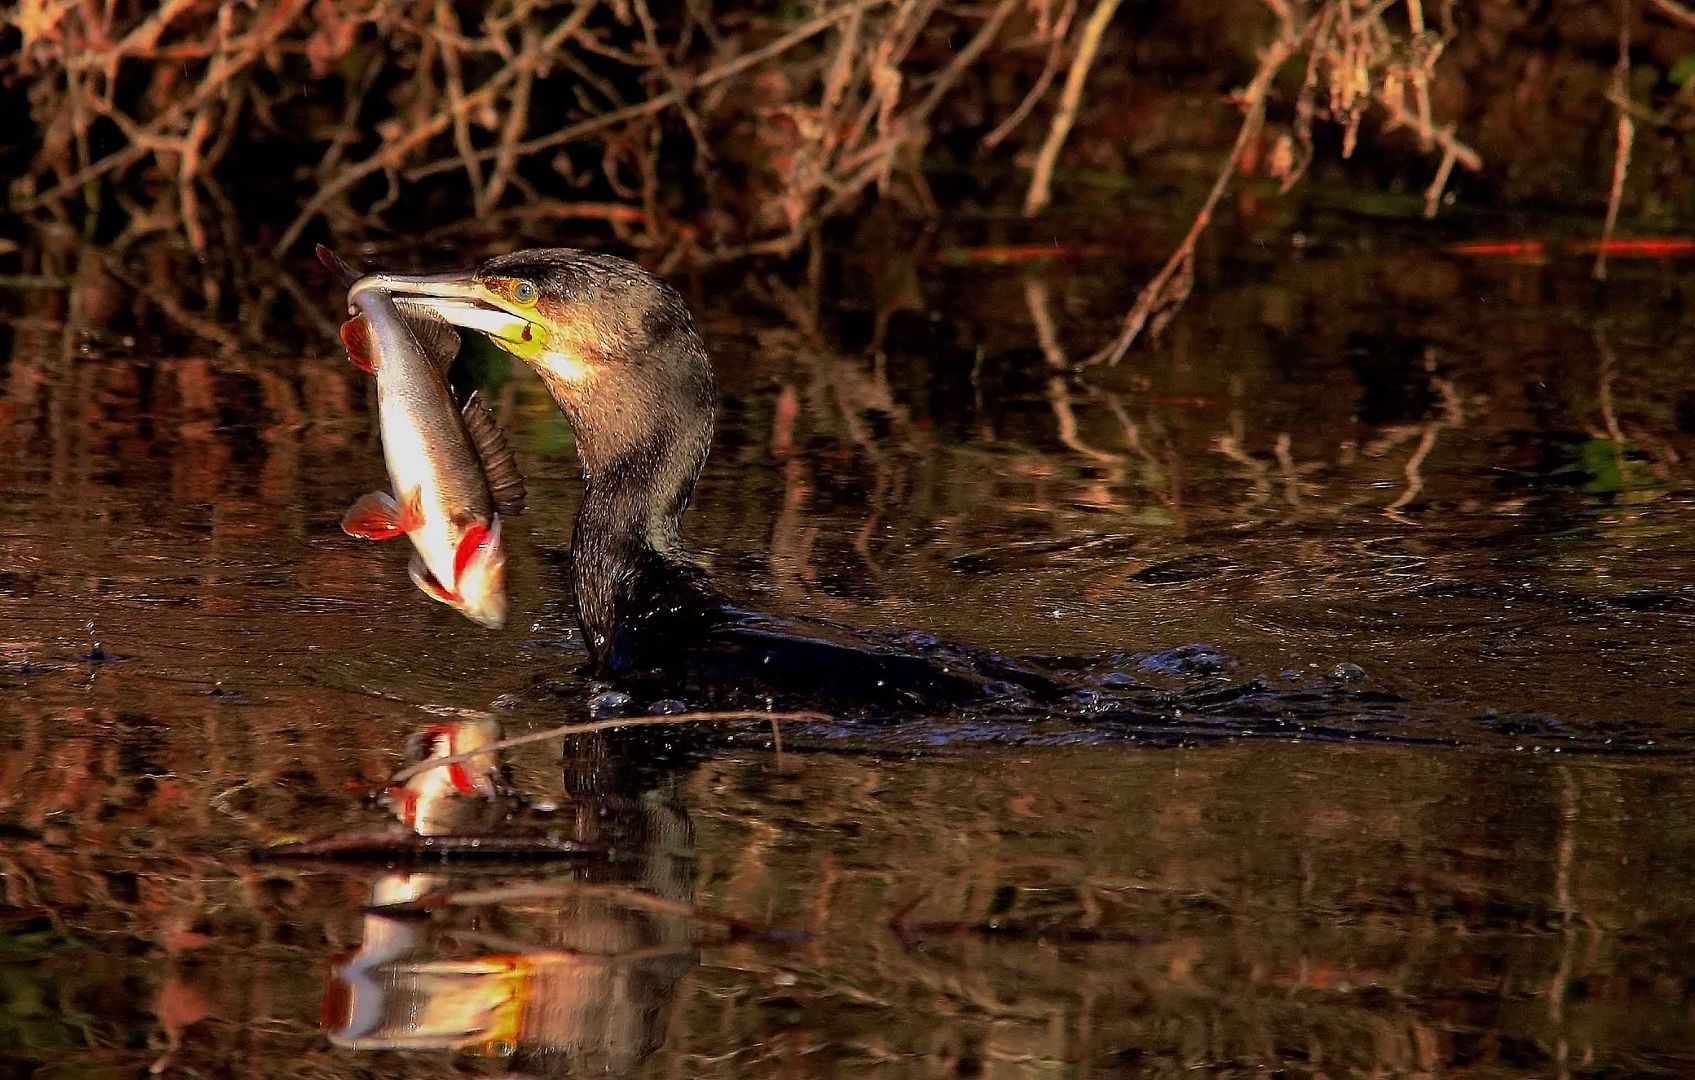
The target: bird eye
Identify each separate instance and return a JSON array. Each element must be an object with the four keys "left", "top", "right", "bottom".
[{"left": 513, "top": 281, "right": 538, "bottom": 305}]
